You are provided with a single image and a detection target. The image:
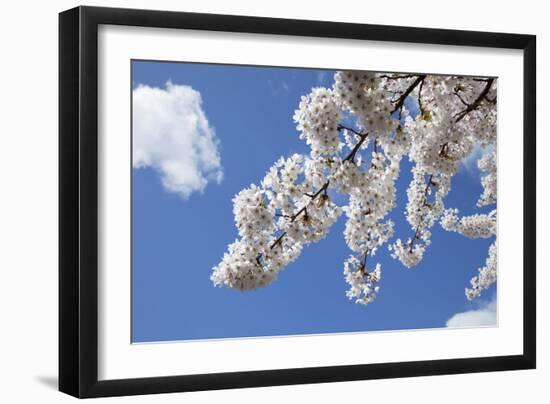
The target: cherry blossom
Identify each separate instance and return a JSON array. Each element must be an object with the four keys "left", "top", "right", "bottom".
[
  {"left": 477, "top": 149, "right": 497, "bottom": 207},
  {"left": 293, "top": 87, "right": 341, "bottom": 157},
  {"left": 466, "top": 241, "right": 497, "bottom": 300},
  {"left": 343, "top": 255, "right": 381, "bottom": 305},
  {"left": 440, "top": 209, "right": 497, "bottom": 239},
  {"left": 212, "top": 70, "right": 498, "bottom": 304}
]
